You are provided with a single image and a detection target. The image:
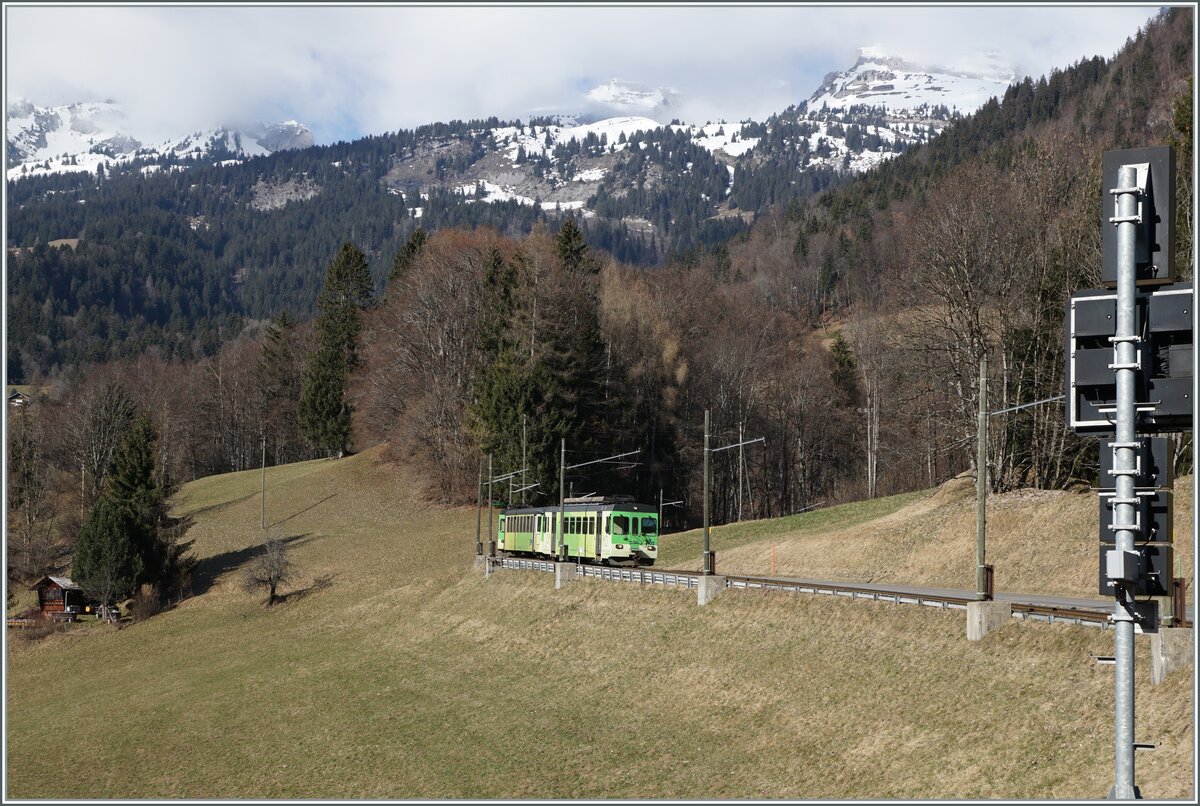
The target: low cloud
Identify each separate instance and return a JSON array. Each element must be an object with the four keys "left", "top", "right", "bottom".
[{"left": 5, "top": 5, "right": 1161, "bottom": 143}]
